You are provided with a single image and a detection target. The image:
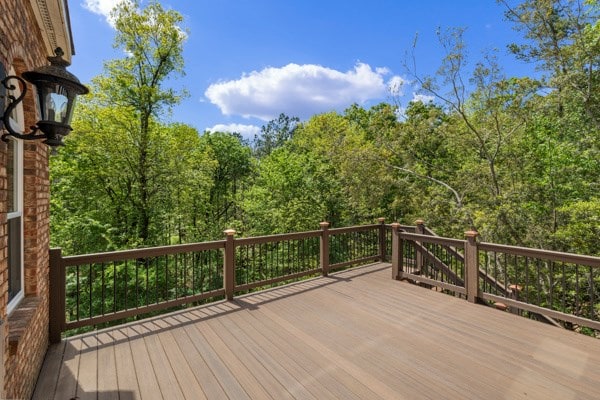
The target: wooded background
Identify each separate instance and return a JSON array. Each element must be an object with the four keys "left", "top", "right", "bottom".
[{"left": 50, "top": 0, "right": 600, "bottom": 257}]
